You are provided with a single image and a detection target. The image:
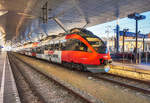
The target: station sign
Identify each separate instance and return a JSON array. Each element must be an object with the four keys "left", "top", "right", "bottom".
[{"left": 119, "top": 31, "right": 149, "bottom": 38}]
